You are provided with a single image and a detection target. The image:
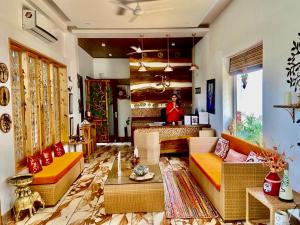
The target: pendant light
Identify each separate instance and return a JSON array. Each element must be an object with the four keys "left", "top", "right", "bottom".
[
  {"left": 164, "top": 34, "right": 173, "bottom": 72},
  {"left": 138, "top": 34, "right": 147, "bottom": 72},
  {"left": 190, "top": 33, "right": 199, "bottom": 71}
]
